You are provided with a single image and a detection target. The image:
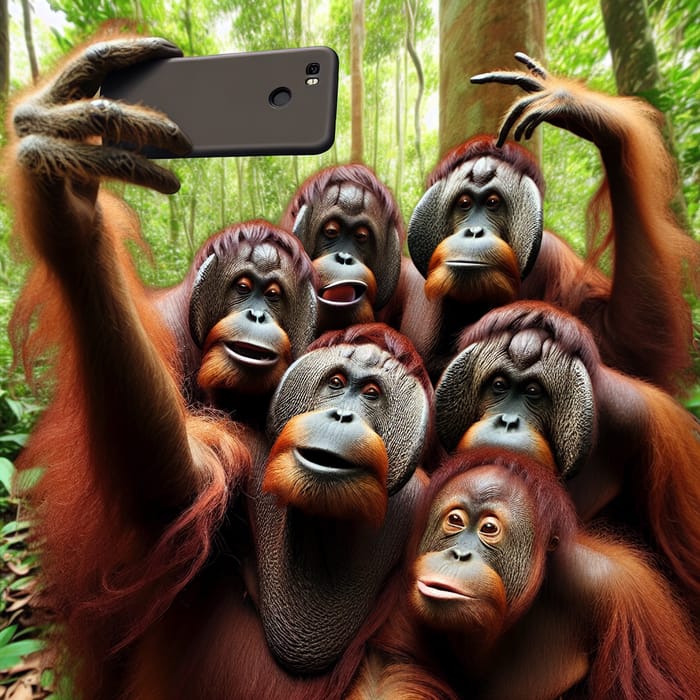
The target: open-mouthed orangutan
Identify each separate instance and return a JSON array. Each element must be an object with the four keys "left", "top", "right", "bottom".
[
  {"left": 280, "top": 163, "right": 417, "bottom": 332},
  {"left": 154, "top": 220, "right": 319, "bottom": 425},
  {"left": 6, "top": 35, "right": 434, "bottom": 699}
]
